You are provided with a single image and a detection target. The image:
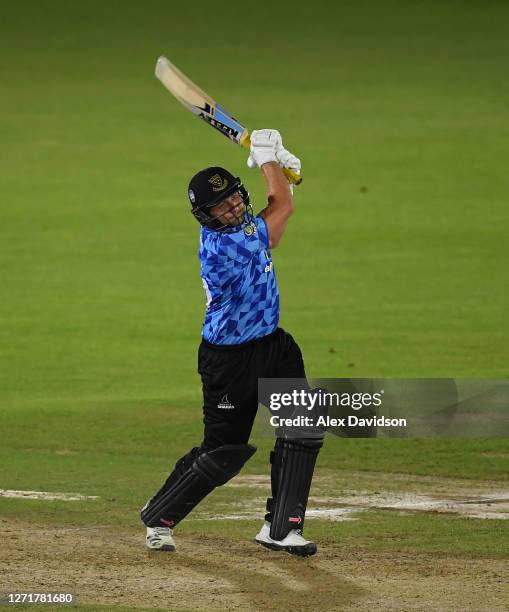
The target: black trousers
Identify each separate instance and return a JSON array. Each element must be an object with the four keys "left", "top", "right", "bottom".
[
  {"left": 146, "top": 327, "right": 314, "bottom": 530},
  {"left": 198, "top": 327, "right": 306, "bottom": 450}
]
